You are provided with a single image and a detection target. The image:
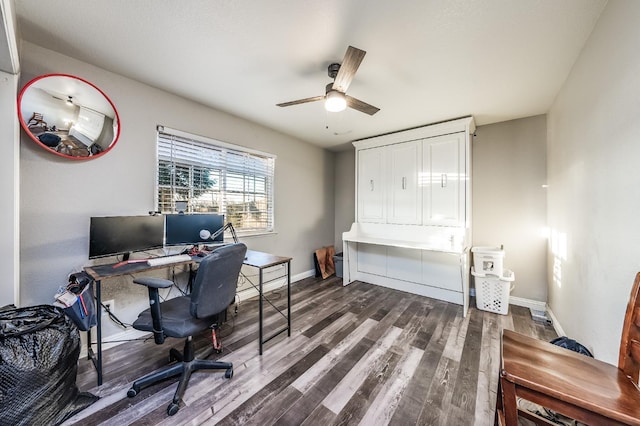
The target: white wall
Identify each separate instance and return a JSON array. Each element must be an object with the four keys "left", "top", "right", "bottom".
[
  {"left": 0, "top": 70, "right": 19, "bottom": 307},
  {"left": 546, "top": 0, "right": 640, "bottom": 363},
  {"left": 472, "top": 116, "right": 547, "bottom": 301},
  {"left": 0, "top": 0, "right": 20, "bottom": 308},
  {"left": 19, "top": 42, "right": 335, "bottom": 337}
]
